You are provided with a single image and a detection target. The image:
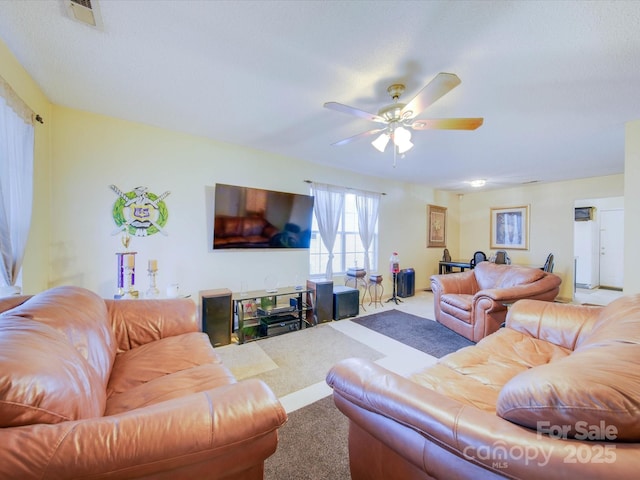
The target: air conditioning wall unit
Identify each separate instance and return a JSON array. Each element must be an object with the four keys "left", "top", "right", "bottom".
[{"left": 574, "top": 206, "right": 595, "bottom": 222}]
